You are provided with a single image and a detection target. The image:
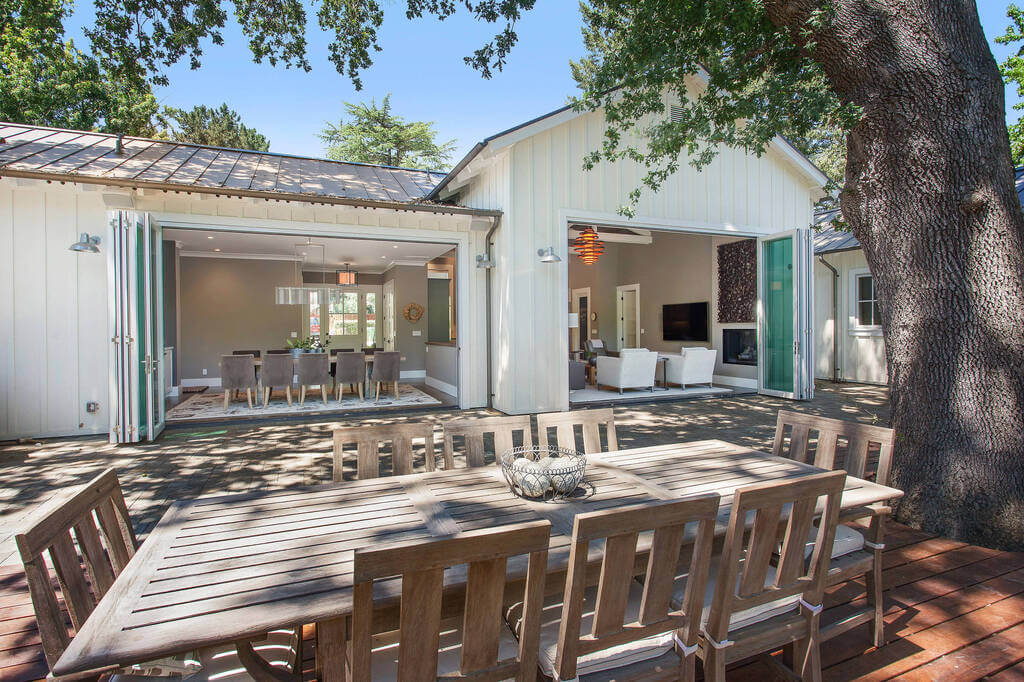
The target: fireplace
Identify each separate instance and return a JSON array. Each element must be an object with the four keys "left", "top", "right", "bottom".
[{"left": 723, "top": 328, "right": 757, "bottom": 366}]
